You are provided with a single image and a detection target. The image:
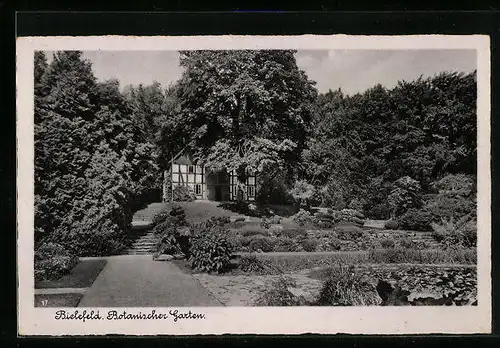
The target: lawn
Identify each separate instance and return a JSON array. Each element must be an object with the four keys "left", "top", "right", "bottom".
[
  {"left": 35, "top": 293, "right": 84, "bottom": 307},
  {"left": 35, "top": 259, "right": 107, "bottom": 289}
]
